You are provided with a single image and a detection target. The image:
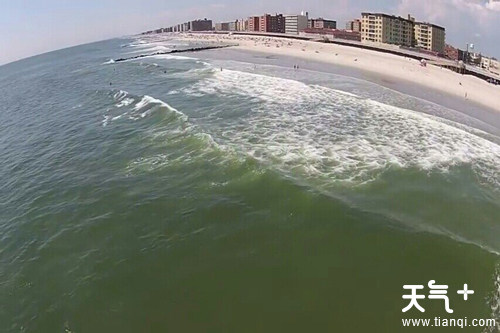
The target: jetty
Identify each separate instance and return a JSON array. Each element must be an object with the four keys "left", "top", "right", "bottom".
[{"left": 113, "top": 44, "right": 237, "bottom": 62}]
